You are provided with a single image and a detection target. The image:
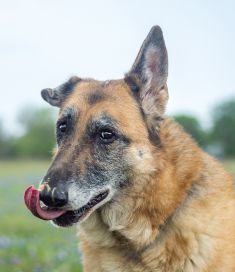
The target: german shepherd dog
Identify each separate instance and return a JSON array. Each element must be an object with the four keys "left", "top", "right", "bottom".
[{"left": 25, "top": 26, "right": 235, "bottom": 271}]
